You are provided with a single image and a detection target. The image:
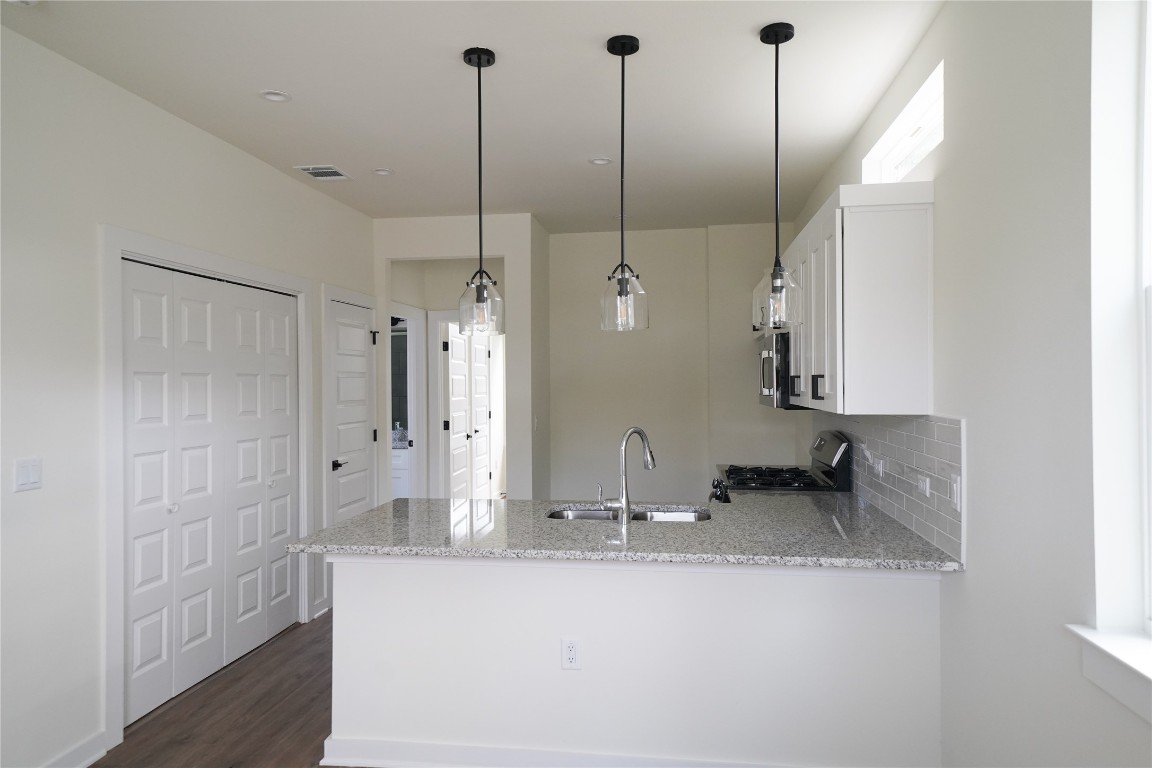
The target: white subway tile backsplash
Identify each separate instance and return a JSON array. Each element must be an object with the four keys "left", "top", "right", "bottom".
[
  {"left": 926, "top": 439, "right": 950, "bottom": 461},
  {"left": 935, "top": 423, "right": 961, "bottom": 445},
  {"left": 813, "top": 412, "right": 965, "bottom": 565}
]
